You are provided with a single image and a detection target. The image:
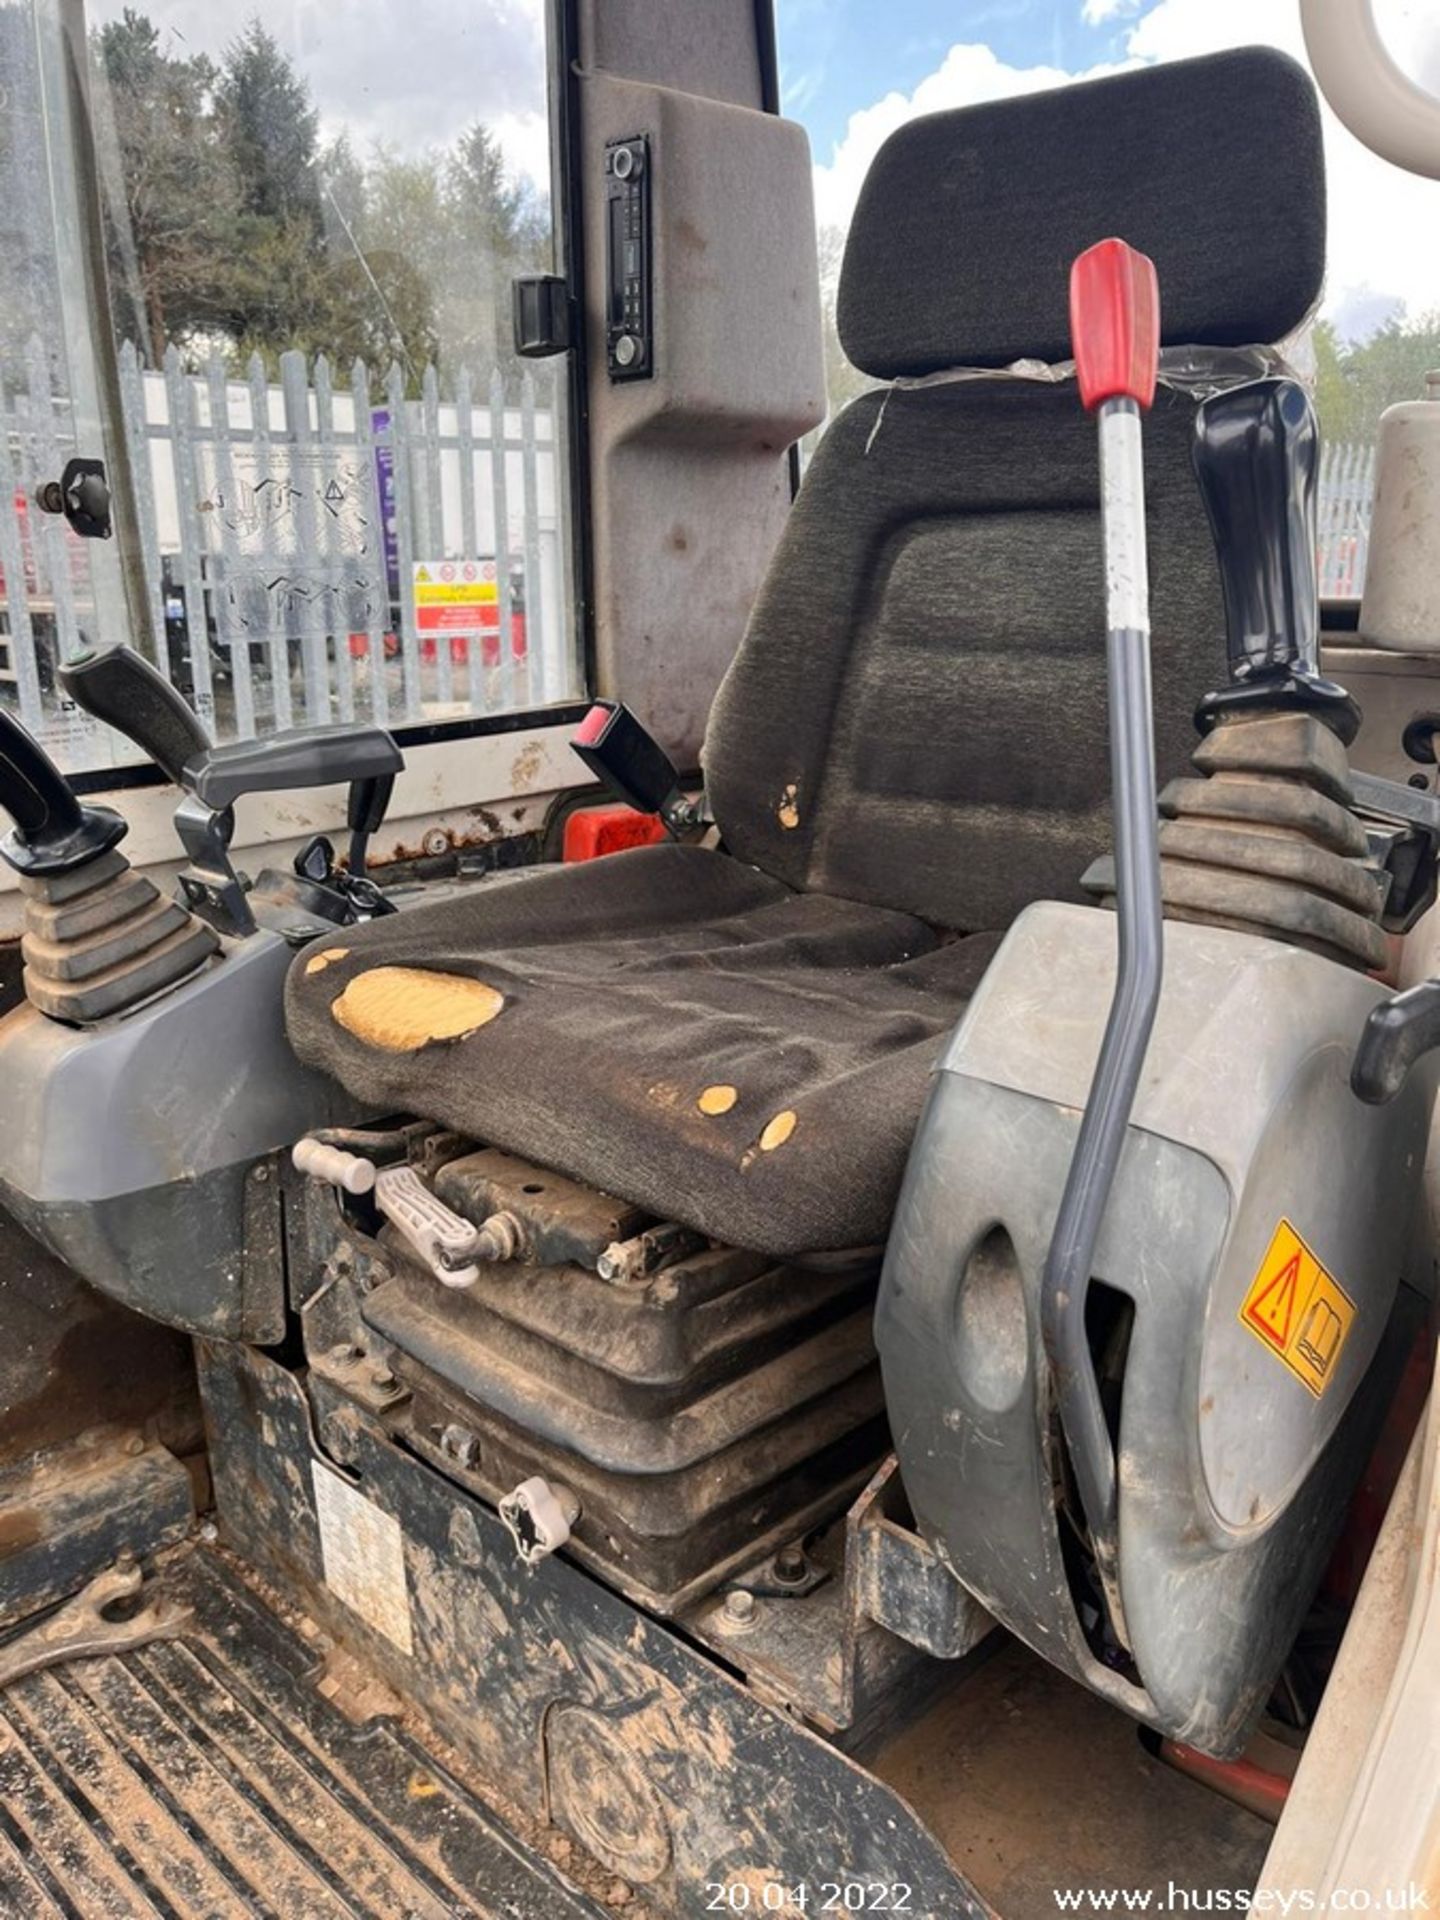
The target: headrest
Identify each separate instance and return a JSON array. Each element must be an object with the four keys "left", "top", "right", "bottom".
[{"left": 837, "top": 48, "right": 1325, "bottom": 379}]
